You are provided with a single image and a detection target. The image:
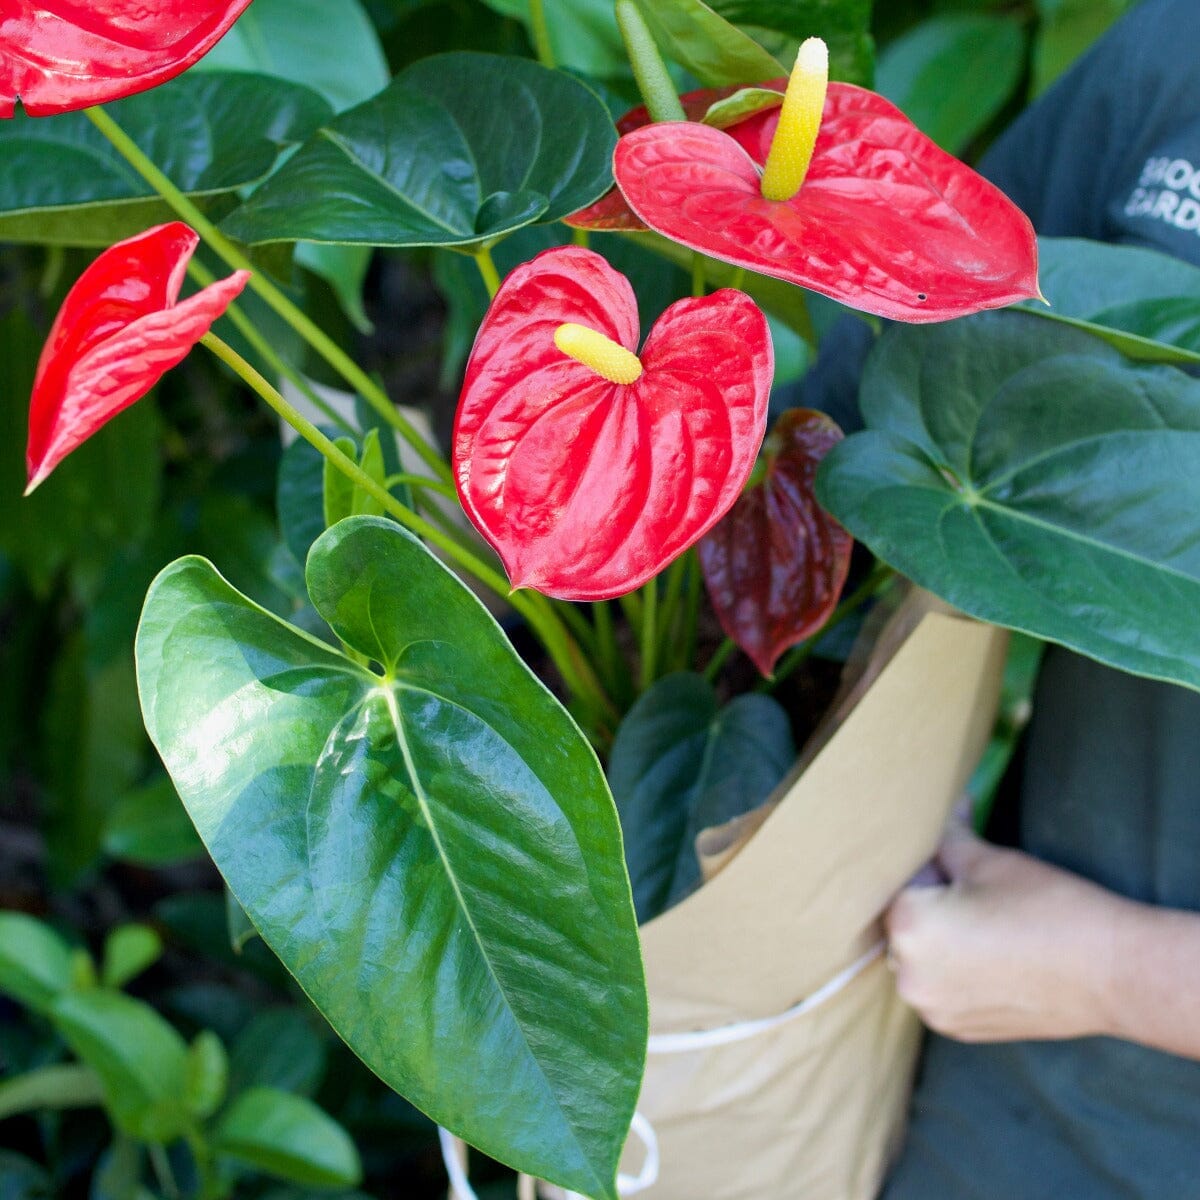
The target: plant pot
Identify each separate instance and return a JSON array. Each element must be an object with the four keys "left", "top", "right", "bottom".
[{"left": 532, "top": 593, "right": 1008, "bottom": 1200}]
